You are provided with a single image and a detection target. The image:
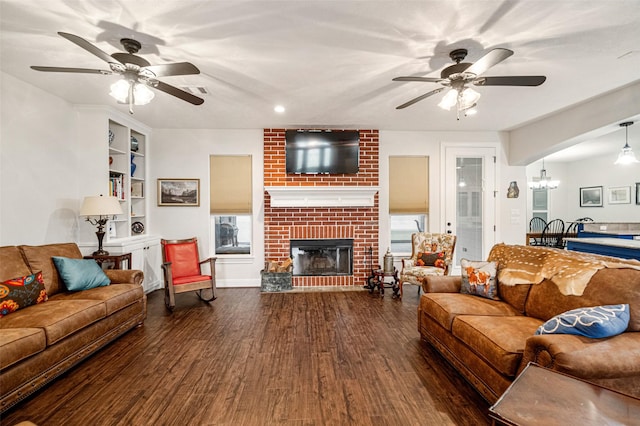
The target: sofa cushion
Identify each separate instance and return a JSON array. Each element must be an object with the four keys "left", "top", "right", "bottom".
[
  {"left": 0, "top": 328, "right": 46, "bottom": 370},
  {"left": 0, "top": 299, "right": 106, "bottom": 345},
  {"left": 460, "top": 259, "right": 499, "bottom": 300},
  {"left": 452, "top": 315, "right": 543, "bottom": 377},
  {"left": 50, "top": 283, "right": 144, "bottom": 315},
  {"left": 0, "top": 246, "right": 31, "bottom": 282},
  {"left": 19, "top": 243, "right": 83, "bottom": 296},
  {"left": 535, "top": 304, "right": 629, "bottom": 338},
  {"left": 52, "top": 257, "right": 110, "bottom": 291},
  {"left": 0, "top": 271, "right": 48, "bottom": 317},
  {"left": 420, "top": 293, "right": 521, "bottom": 331}
]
